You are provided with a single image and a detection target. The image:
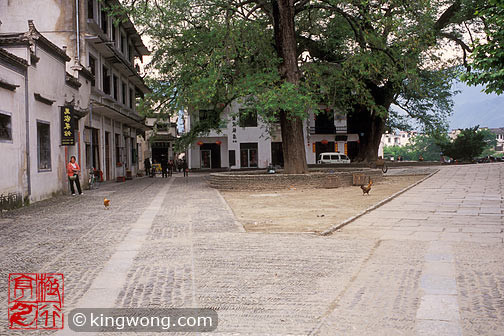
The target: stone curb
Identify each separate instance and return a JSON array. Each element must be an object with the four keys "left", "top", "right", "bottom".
[{"left": 319, "top": 169, "right": 440, "bottom": 236}]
